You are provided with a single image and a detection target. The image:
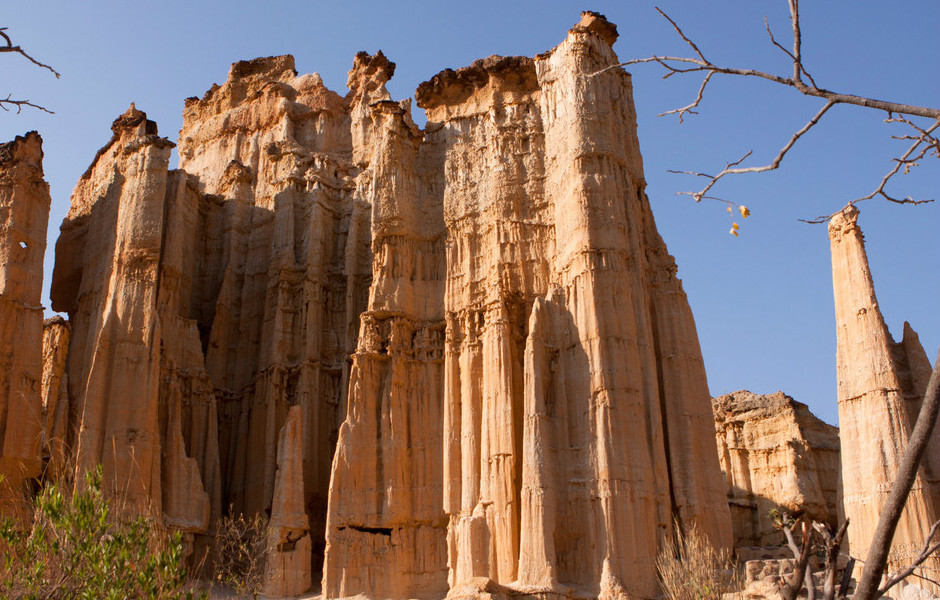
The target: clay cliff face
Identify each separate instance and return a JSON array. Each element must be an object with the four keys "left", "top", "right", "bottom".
[
  {"left": 38, "top": 12, "right": 734, "bottom": 598},
  {"left": 0, "top": 132, "right": 50, "bottom": 513},
  {"left": 50, "top": 55, "right": 372, "bottom": 571},
  {"left": 41, "top": 316, "right": 71, "bottom": 481},
  {"left": 324, "top": 12, "right": 731, "bottom": 600},
  {"left": 713, "top": 390, "right": 840, "bottom": 547},
  {"left": 829, "top": 205, "right": 940, "bottom": 578}
]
